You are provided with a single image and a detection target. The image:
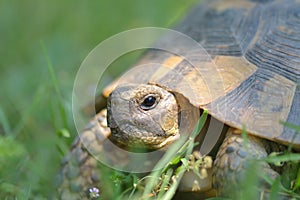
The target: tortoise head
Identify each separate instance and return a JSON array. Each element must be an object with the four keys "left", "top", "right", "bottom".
[{"left": 107, "top": 84, "right": 180, "bottom": 150}]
